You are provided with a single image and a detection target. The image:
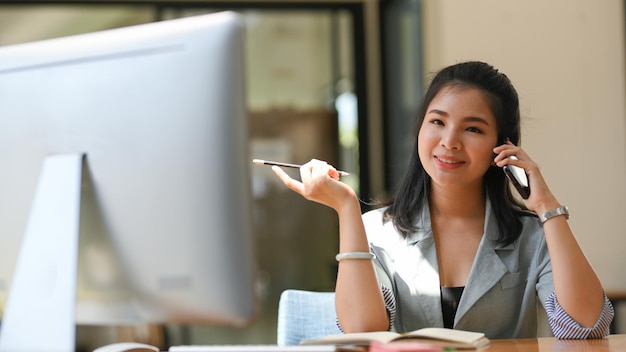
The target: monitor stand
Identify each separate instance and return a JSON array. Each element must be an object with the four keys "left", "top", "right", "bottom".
[{"left": 0, "top": 153, "right": 84, "bottom": 352}]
